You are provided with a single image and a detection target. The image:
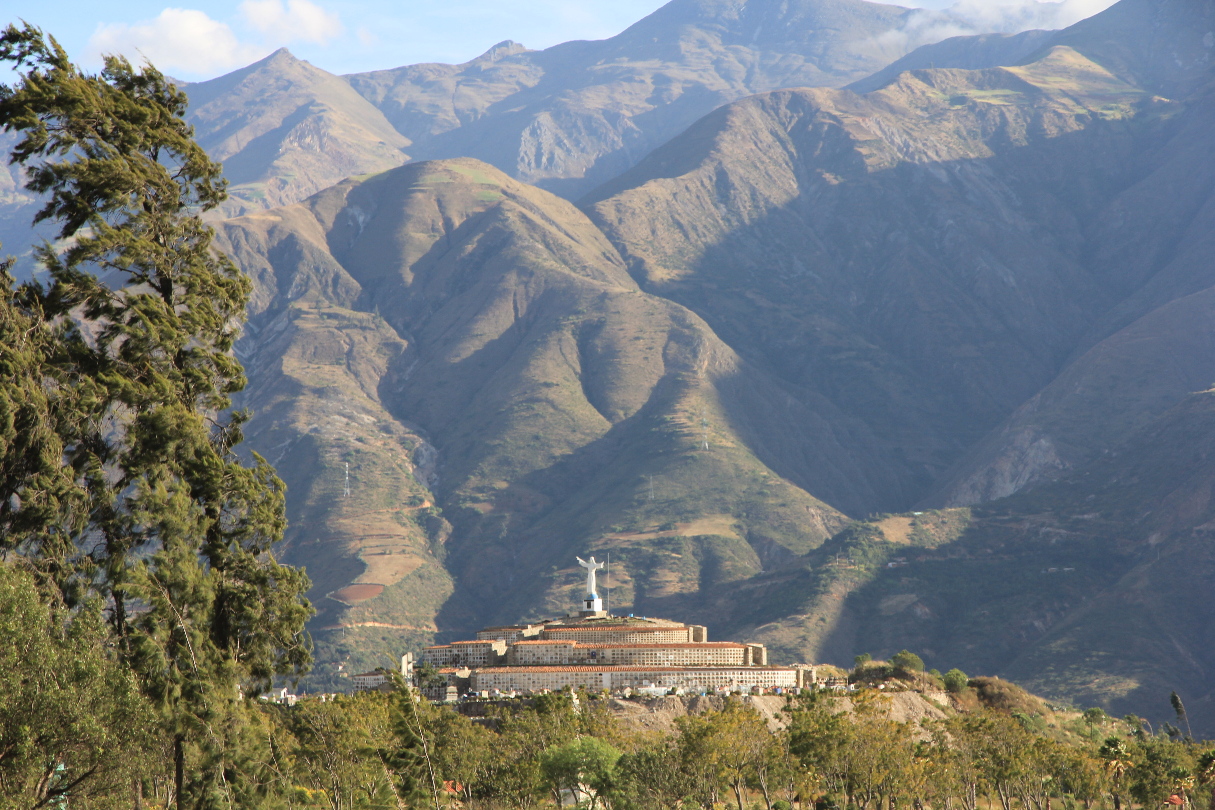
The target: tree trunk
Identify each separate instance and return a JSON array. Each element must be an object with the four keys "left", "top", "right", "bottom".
[
  {"left": 174, "top": 735, "right": 184, "bottom": 810},
  {"left": 758, "top": 770, "right": 774, "bottom": 810},
  {"left": 1113, "top": 793, "right": 1121, "bottom": 810},
  {"left": 734, "top": 778, "right": 746, "bottom": 810}
]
